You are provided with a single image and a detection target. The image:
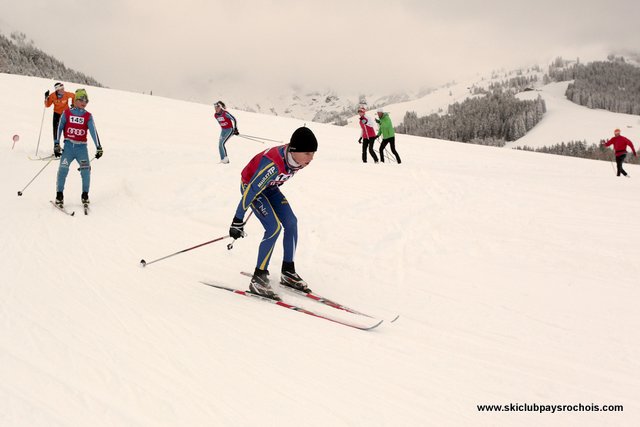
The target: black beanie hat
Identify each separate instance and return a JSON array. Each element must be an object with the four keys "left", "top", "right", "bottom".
[{"left": 289, "top": 127, "right": 318, "bottom": 152}]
